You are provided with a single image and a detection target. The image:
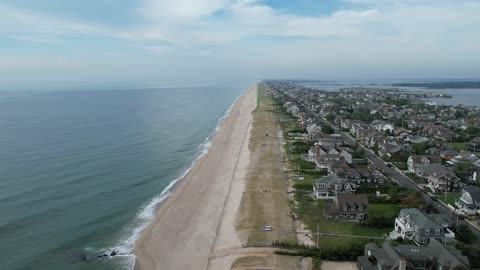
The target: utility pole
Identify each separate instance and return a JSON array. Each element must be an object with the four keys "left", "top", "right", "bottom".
[{"left": 316, "top": 225, "right": 320, "bottom": 248}]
